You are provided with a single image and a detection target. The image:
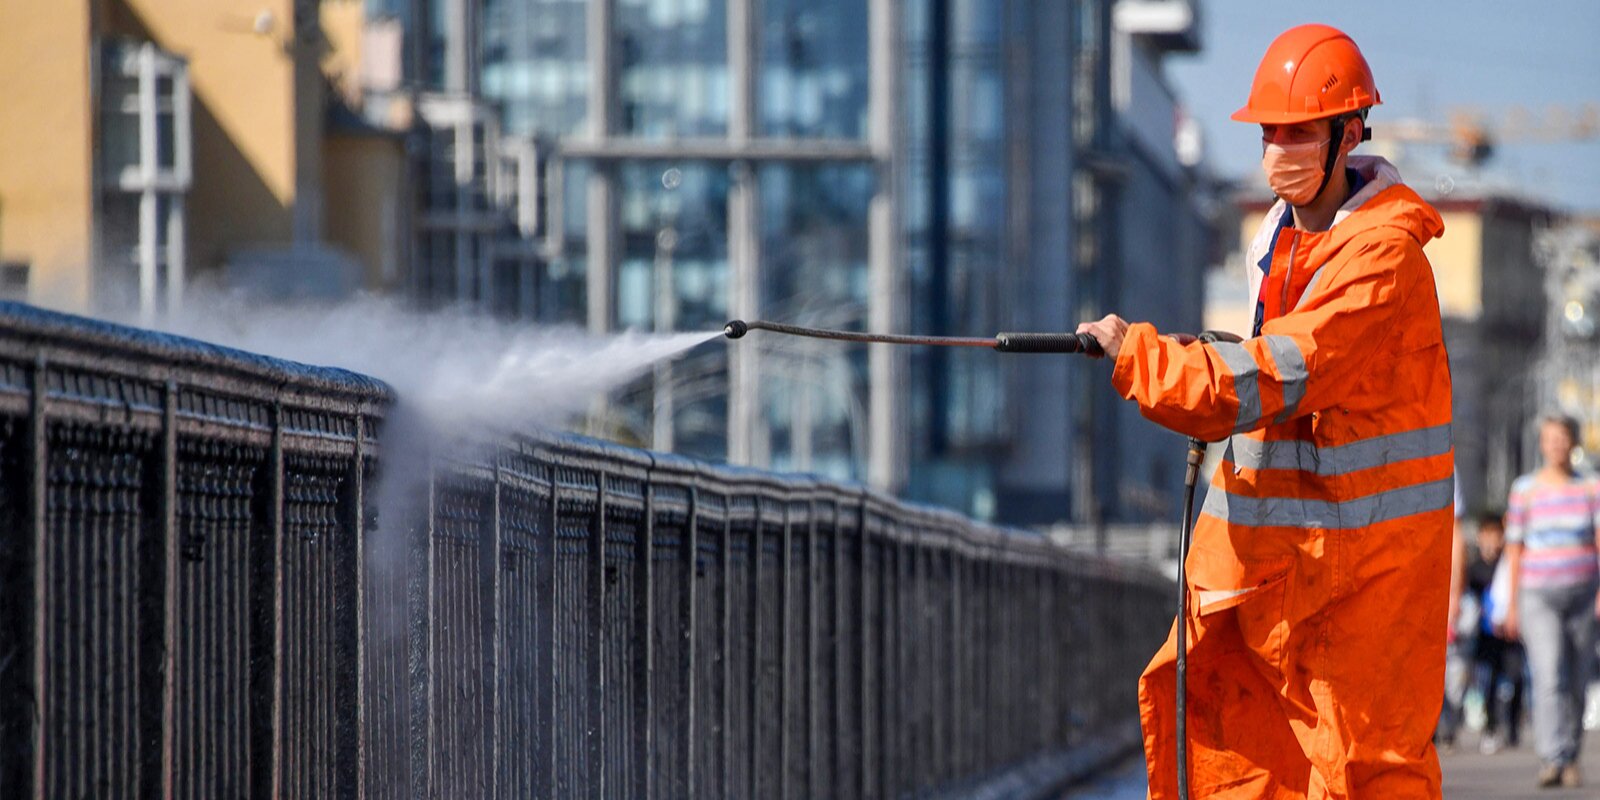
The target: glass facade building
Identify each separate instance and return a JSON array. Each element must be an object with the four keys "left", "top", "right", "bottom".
[
  {"left": 481, "top": 0, "right": 883, "bottom": 477},
  {"left": 900, "top": 0, "right": 1015, "bottom": 518}
]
